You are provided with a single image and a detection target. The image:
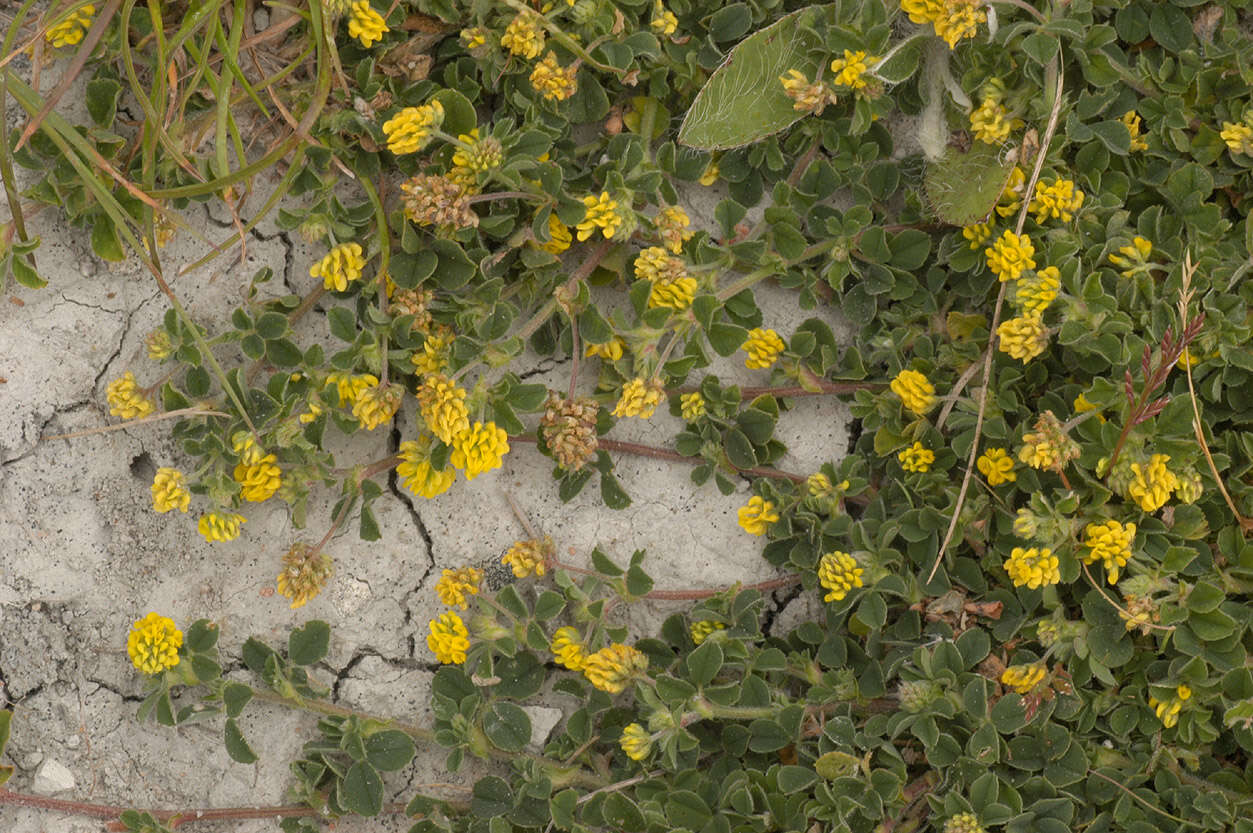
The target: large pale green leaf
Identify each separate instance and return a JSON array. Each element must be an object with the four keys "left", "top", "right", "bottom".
[
  {"left": 678, "top": 6, "right": 825, "bottom": 150},
  {"left": 924, "top": 143, "right": 1016, "bottom": 226}
]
